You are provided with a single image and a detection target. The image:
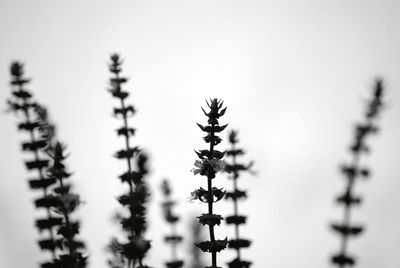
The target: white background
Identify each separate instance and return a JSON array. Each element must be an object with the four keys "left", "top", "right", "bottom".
[{"left": 1, "top": 1, "right": 400, "bottom": 267}]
